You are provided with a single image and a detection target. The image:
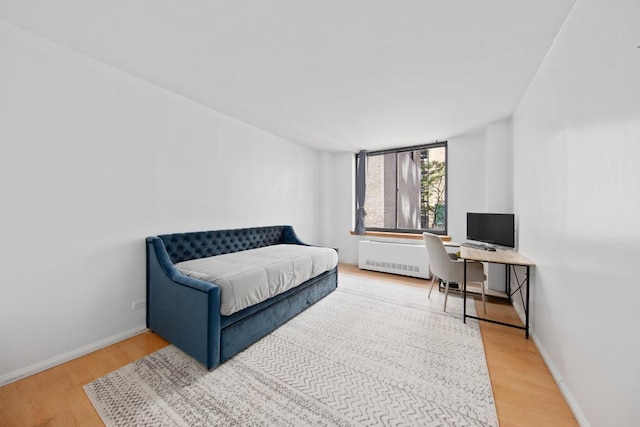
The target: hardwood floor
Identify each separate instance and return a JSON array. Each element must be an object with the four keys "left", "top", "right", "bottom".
[
  {"left": 0, "top": 332, "right": 169, "bottom": 426},
  {"left": 0, "top": 264, "right": 577, "bottom": 426}
]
